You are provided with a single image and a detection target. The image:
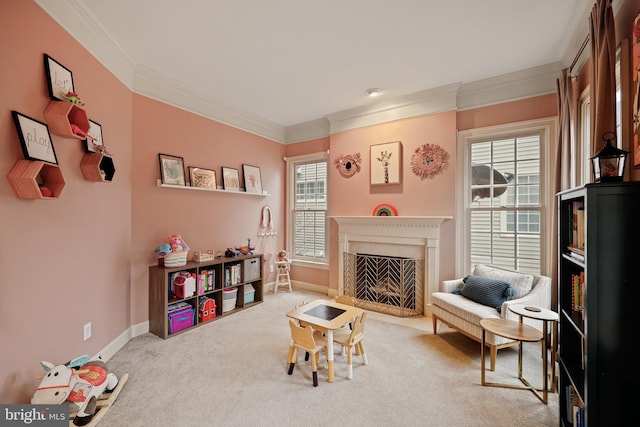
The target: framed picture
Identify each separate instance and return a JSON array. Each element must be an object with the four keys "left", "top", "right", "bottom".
[
  {"left": 370, "top": 141, "right": 402, "bottom": 185},
  {"left": 242, "top": 164, "right": 263, "bottom": 194},
  {"left": 158, "top": 153, "right": 186, "bottom": 186},
  {"left": 44, "top": 54, "right": 75, "bottom": 101},
  {"left": 84, "top": 120, "right": 104, "bottom": 153},
  {"left": 222, "top": 167, "right": 240, "bottom": 191},
  {"left": 189, "top": 166, "right": 217, "bottom": 189},
  {"left": 11, "top": 111, "right": 58, "bottom": 164}
]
